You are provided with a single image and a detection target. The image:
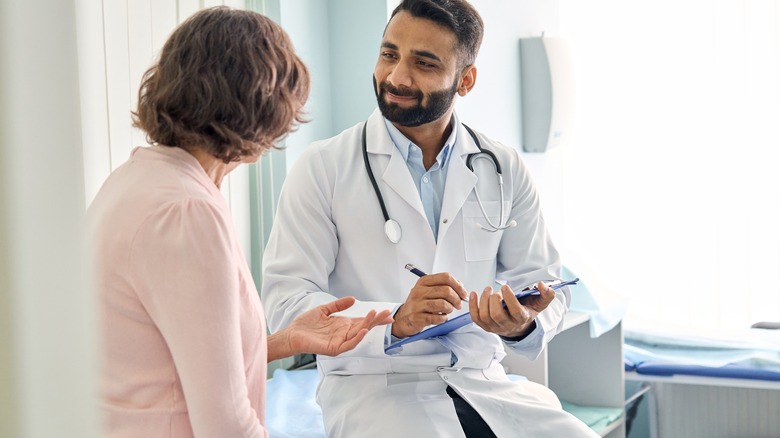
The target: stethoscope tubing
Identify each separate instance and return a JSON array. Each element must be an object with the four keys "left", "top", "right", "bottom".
[
  {"left": 469, "top": 154, "right": 507, "bottom": 233},
  {"left": 361, "top": 122, "right": 391, "bottom": 223},
  {"left": 362, "top": 121, "right": 513, "bottom": 243}
]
